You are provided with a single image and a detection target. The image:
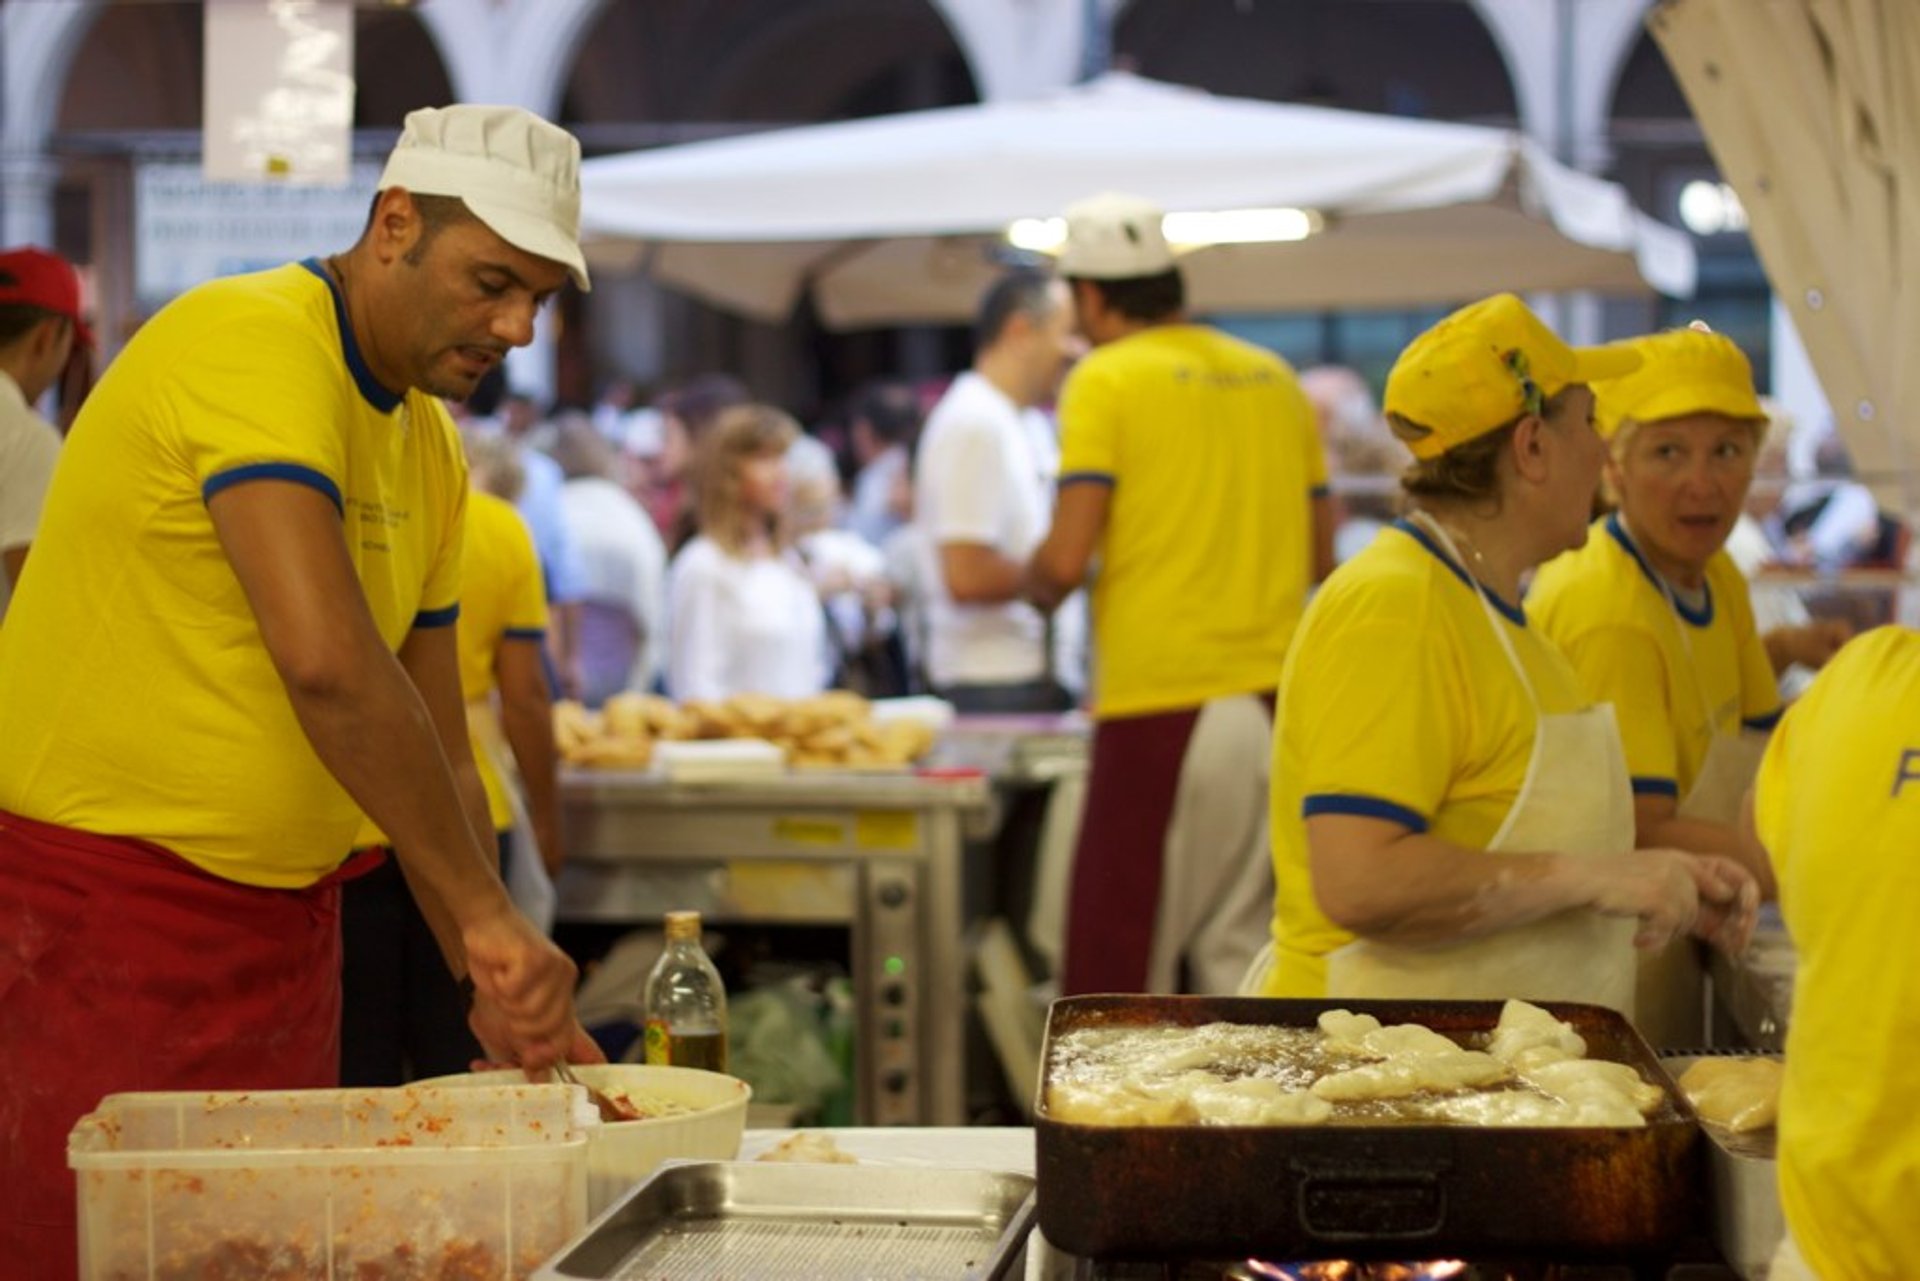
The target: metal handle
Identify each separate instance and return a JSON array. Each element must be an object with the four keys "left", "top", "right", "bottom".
[{"left": 1295, "top": 1167, "right": 1446, "bottom": 1241}]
